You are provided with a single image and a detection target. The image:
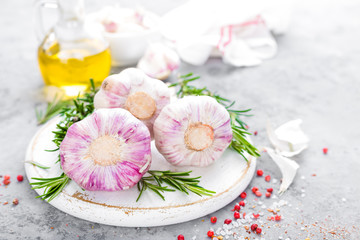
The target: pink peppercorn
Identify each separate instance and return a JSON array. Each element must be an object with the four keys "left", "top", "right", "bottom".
[
  {"left": 234, "top": 211, "right": 240, "bottom": 219},
  {"left": 265, "top": 192, "right": 271, "bottom": 198},
  {"left": 265, "top": 175, "right": 271, "bottom": 182},
  {"left": 240, "top": 192, "right": 247, "bottom": 199},
  {"left": 178, "top": 234, "right": 185, "bottom": 240},
  {"left": 251, "top": 224, "right": 258, "bottom": 231},
  {"left": 232, "top": 205, "right": 240, "bottom": 211},
  {"left": 239, "top": 201, "right": 245, "bottom": 207},
  {"left": 252, "top": 187, "right": 259, "bottom": 193},
  {"left": 224, "top": 219, "right": 232, "bottom": 224},
  {"left": 323, "top": 148, "right": 328, "bottom": 154},
  {"left": 267, "top": 188, "right": 273, "bottom": 193},
  {"left": 255, "top": 191, "right": 262, "bottom": 197},
  {"left": 17, "top": 175, "right": 24, "bottom": 182},
  {"left": 256, "top": 169, "right": 263, "bottom": 176},
  {"left": 256, "top": 227, "right": 262, "bottom": 234},
  {"left": 210, "top": 216, "right": 217, "bottom": 223},
  {"left": 207, "top": 230, "right": 214, "bottom": 237},
  {"left": 275, "top": 215, "right": 281, "bottom": 221}
]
